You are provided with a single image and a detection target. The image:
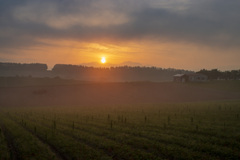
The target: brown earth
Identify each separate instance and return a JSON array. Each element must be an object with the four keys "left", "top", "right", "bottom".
[{"left": 0, "top": 82, "right": 240, "bottom": 107}]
